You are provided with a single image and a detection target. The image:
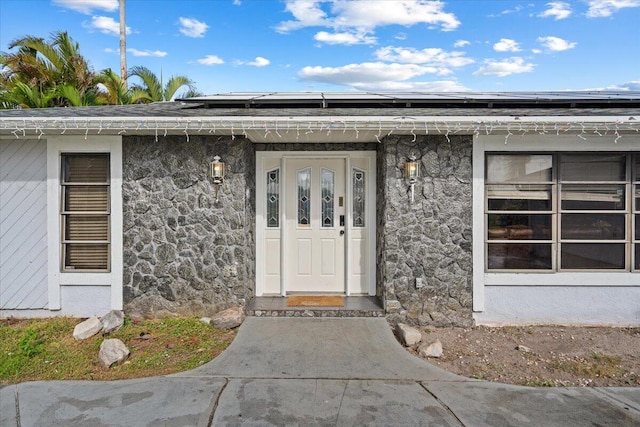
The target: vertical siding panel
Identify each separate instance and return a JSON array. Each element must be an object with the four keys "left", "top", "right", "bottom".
[{"left": 0, "top": 139, "right": 48, "bottom": 309}]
